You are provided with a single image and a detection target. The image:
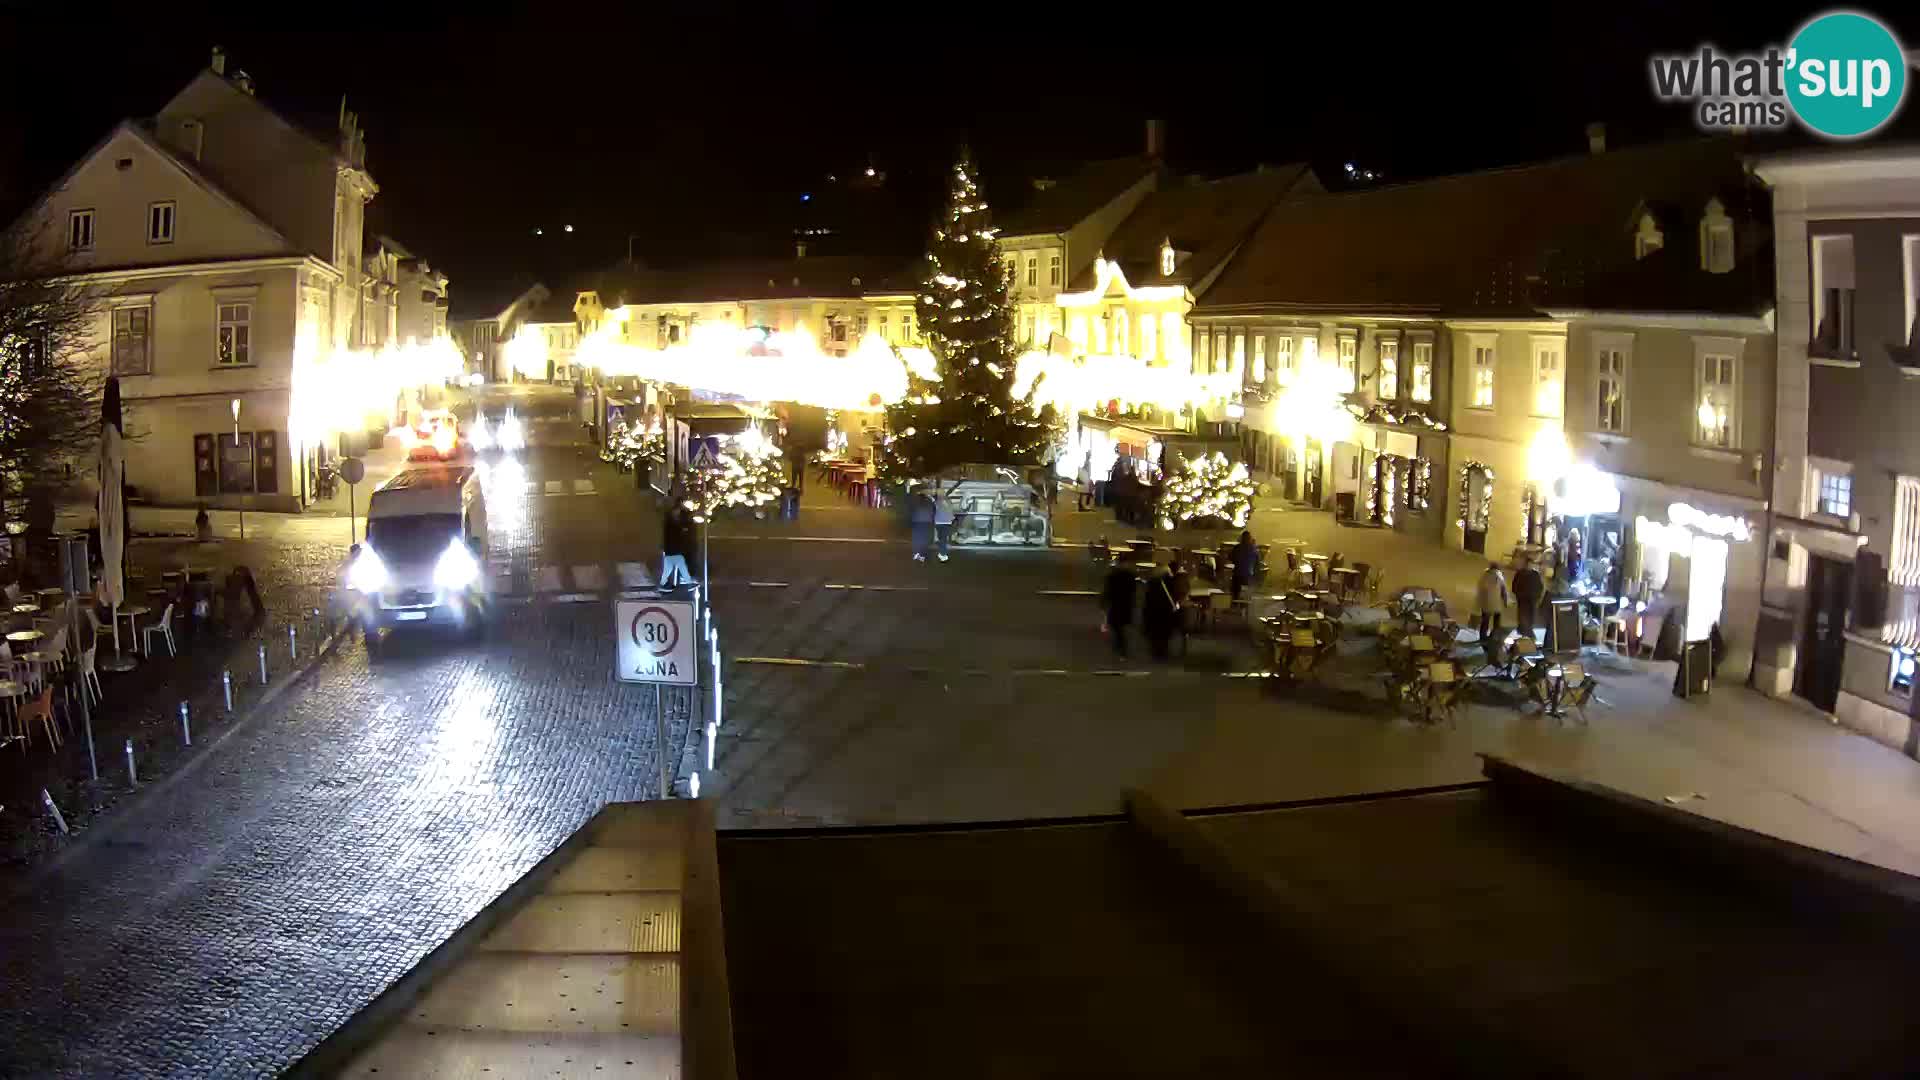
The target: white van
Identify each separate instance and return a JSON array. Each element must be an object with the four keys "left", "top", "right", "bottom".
[{"left": 347, "top": 466, "right": 490, "bottom": 634}]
